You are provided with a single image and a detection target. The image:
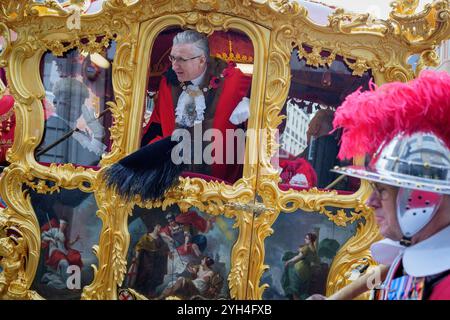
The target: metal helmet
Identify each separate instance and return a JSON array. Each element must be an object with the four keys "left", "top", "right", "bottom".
[{"left": 333, "top": 131, "right": 450, "bottom": 239}]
